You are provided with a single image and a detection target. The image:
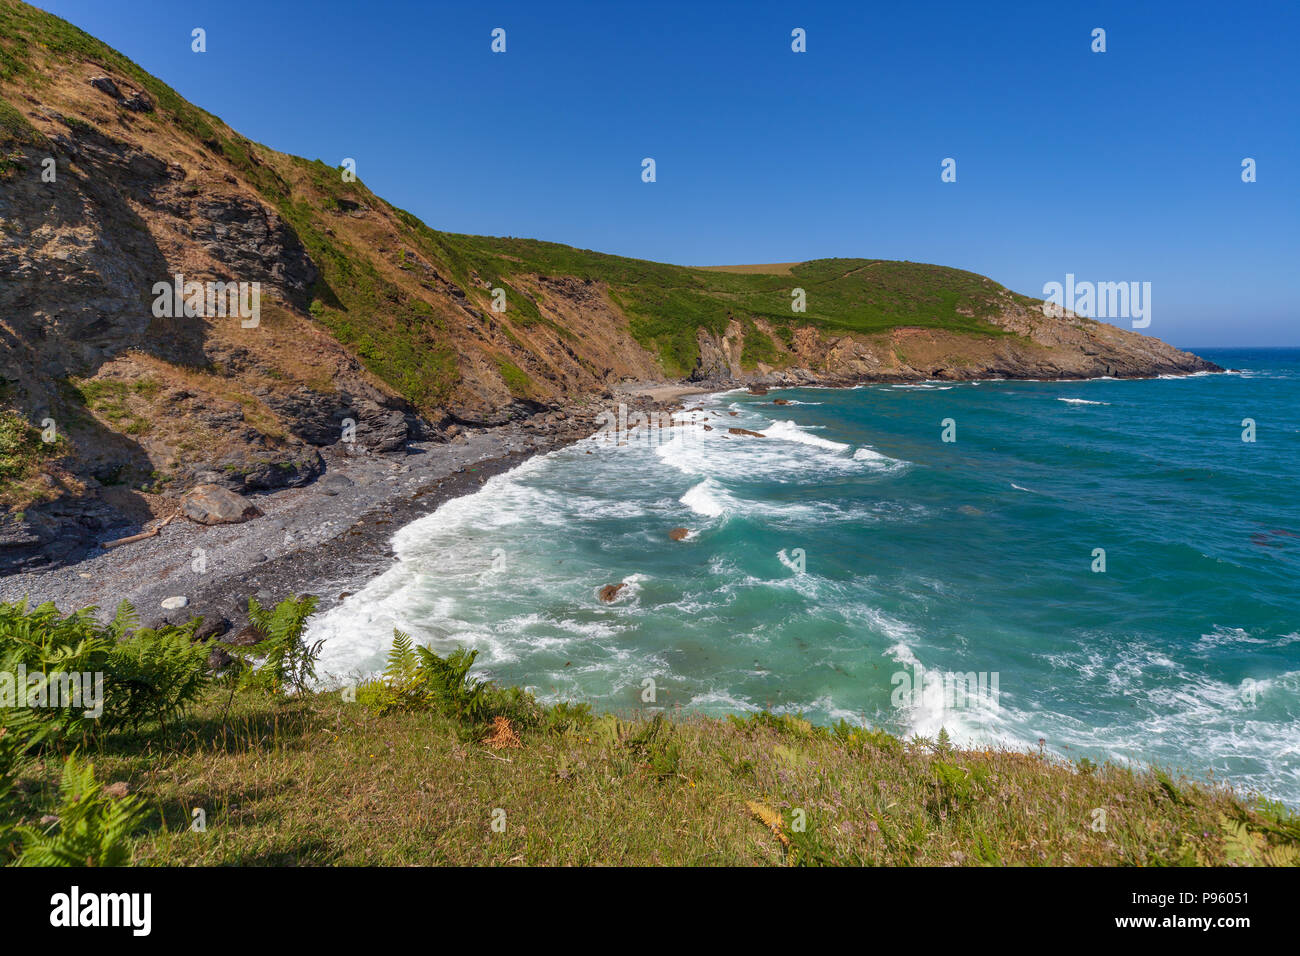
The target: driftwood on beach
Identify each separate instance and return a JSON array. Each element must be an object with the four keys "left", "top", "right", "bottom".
[{"left": 102, "top": 513, "right": 177, "bottom": 550}]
